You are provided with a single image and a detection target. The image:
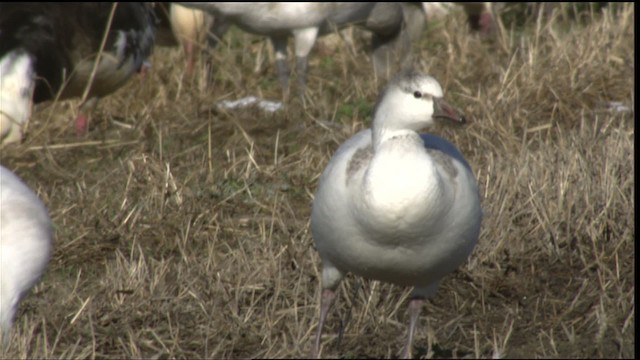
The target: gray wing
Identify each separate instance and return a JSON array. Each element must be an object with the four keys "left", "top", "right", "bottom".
[{"left": 420, "top": 133, "right": 473, "bottom": 173}]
